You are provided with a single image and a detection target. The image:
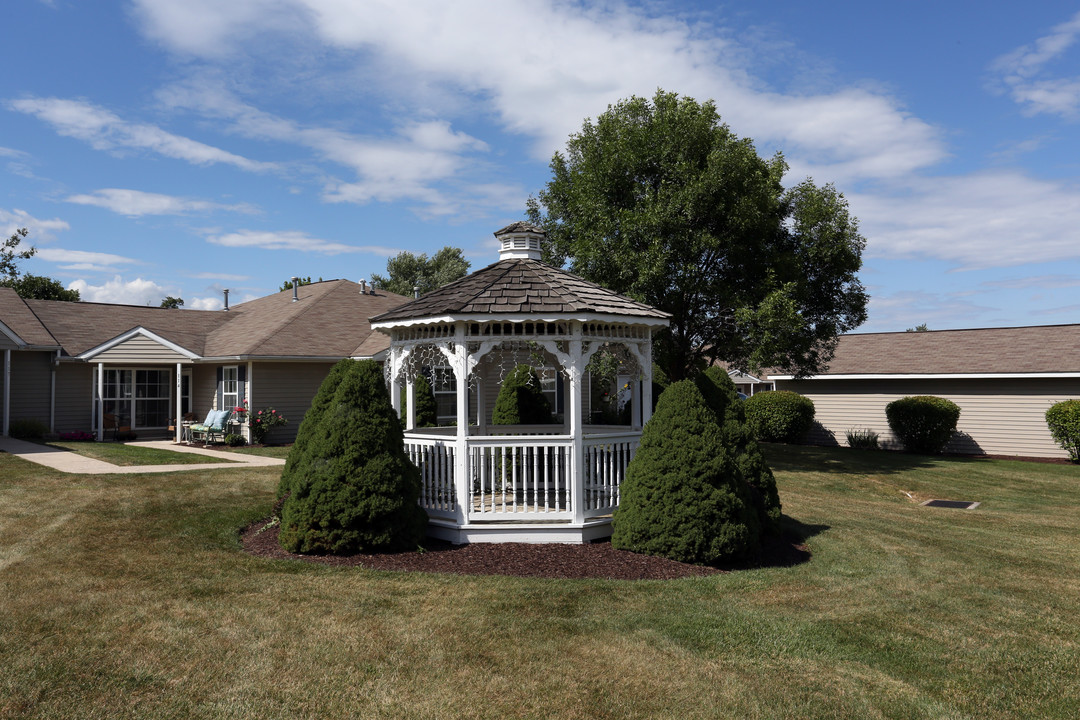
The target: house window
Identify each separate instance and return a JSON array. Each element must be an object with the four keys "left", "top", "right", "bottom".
[
  {"left": 538, "top": 368, "right": 559, "bottom": 416},
  {"left": 222, "top": 366, "right": 239, "bottom": 412},
  {"left": 430, "top": 366, "right": 457, "bottom": 425},
  {"left": 100, "top": 368, "right": 172, "bottom": 429}
]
